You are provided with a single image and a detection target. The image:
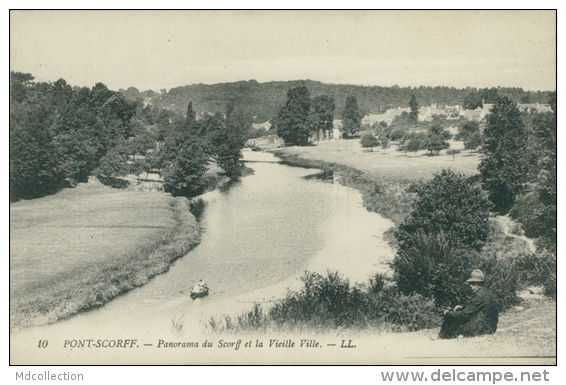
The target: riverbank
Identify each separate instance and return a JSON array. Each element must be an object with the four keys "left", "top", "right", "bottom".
[
  {"left": 271, "top": 150, "right": 414, "bottom": 225},
  {"left": 10, "top": 182, "right": 202, "bottom": 331},
  {"left": 269, "top": 139, "right": 481, "bottom": 225}
]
